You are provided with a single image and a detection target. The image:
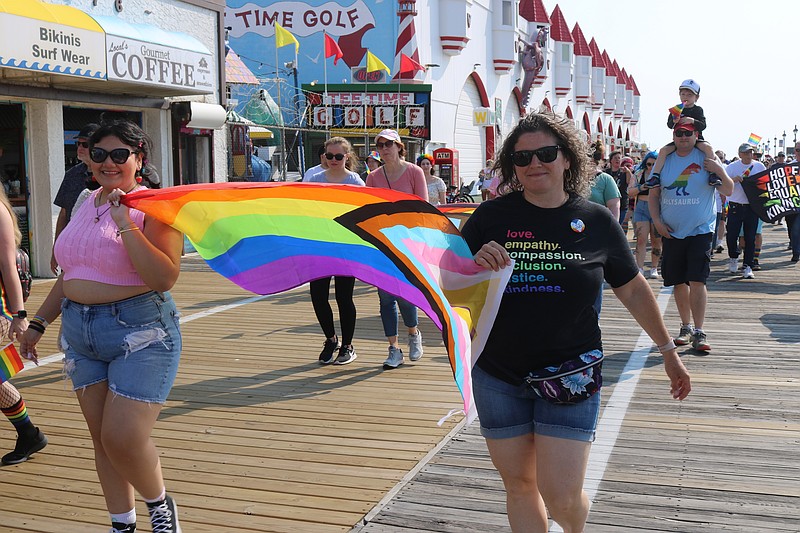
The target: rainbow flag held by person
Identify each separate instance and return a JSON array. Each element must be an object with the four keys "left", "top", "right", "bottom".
[
  {"left": 668, "top": 103, "right": 684, "bottom": 122},
  {"left": 123, "top": 183, "right": 511, "bottom": 423},
  {"left": 0, "top": 343, "right": 24, "bottom": 383},
  {"left": 748, "top": 133, "right": 762, "bottom": 146},
  {"left": 438, "top": 204, "right": 478, "bottom": 229}
]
